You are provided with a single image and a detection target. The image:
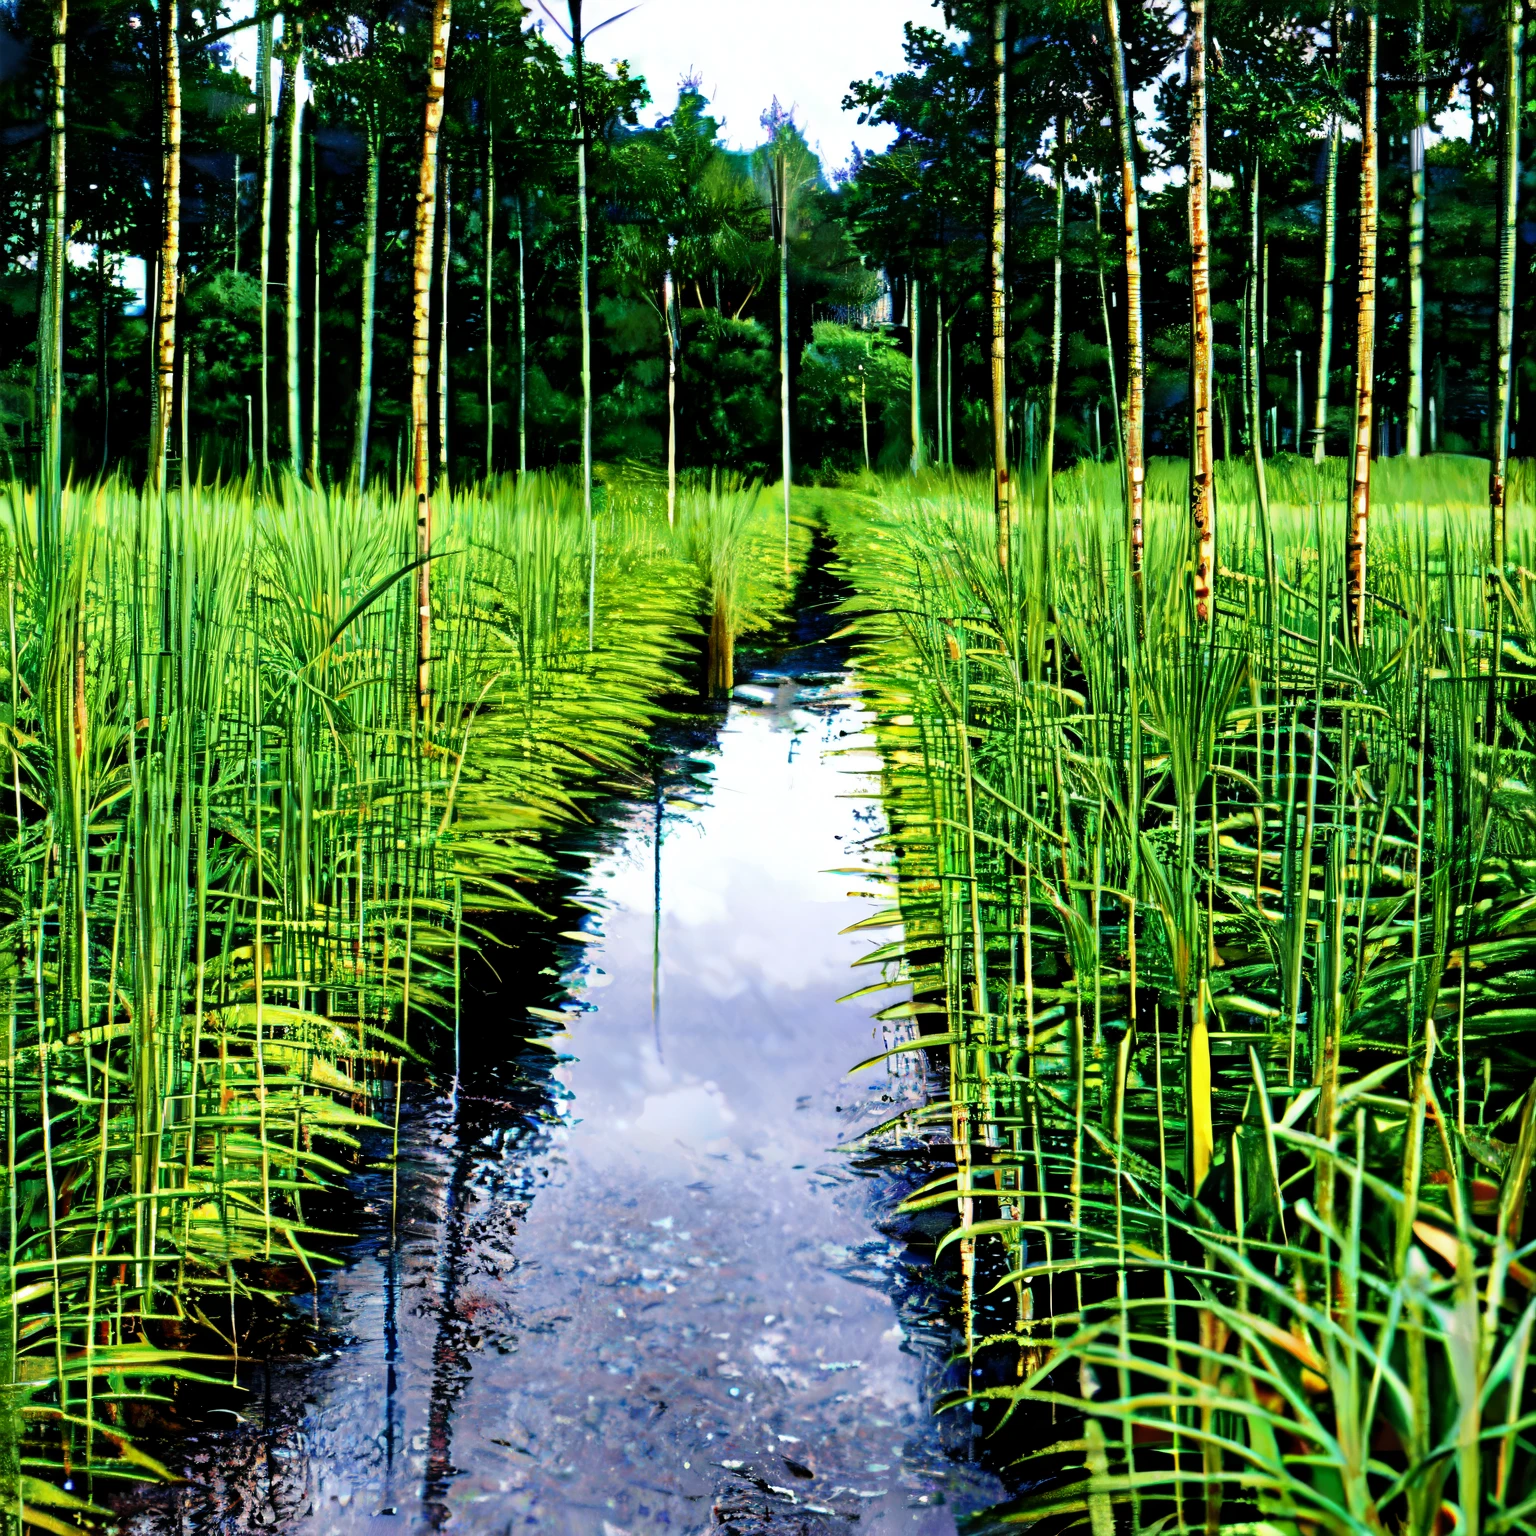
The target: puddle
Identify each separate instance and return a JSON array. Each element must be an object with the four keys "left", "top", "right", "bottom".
[{"left": 125, "top": 652, "right": 1002, "bottom": 1533}]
